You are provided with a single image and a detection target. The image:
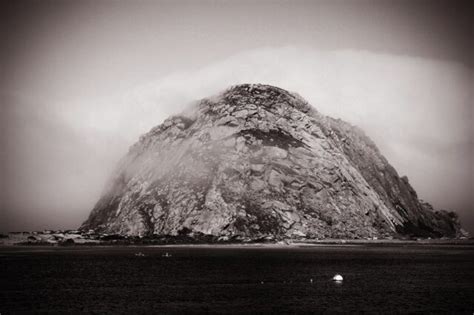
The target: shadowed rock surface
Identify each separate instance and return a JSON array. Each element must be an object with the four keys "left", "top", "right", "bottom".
[{"left": 81, "top": 84, "right": 465, "bottom": 239}]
